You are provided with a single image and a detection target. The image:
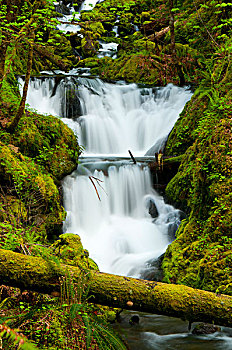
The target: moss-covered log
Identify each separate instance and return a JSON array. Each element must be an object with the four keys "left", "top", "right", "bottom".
[
  {"left": 0, "top": 249, "right": 232, "bottom": 327},
  {"left": 34, "top": 44, "right": 69, "bottom": 72}
]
